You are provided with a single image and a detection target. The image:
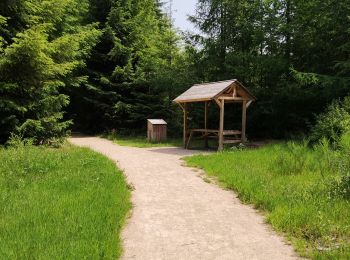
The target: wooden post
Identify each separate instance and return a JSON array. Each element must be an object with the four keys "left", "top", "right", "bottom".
[
  {"left": 204, "top": 101, "right": 209, "bottom": 148},
  {"left": 218, "top": 100, "right": 225, "bottom": 151},
  {"left": 242, "top": 100, "right": 247, "bottom": 143},
  {"left": 183, "top": 103, "right": 188, "bottom": 148}
]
